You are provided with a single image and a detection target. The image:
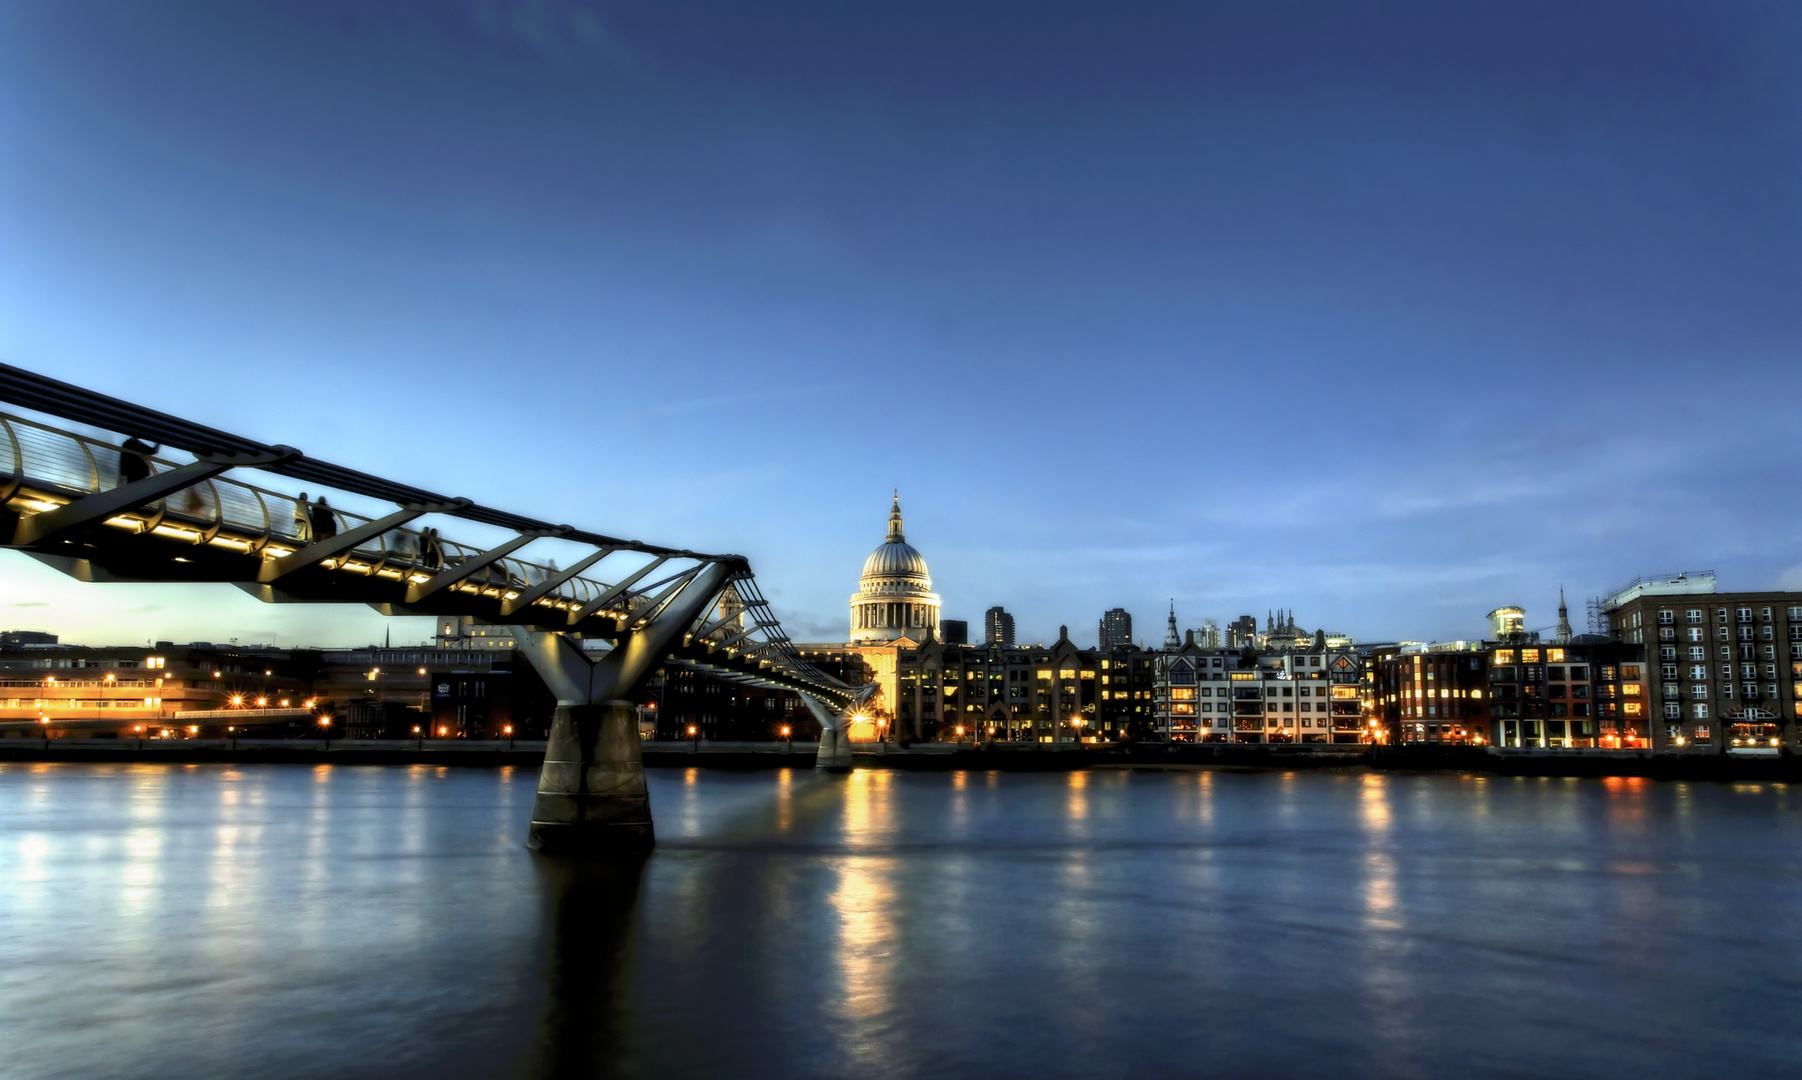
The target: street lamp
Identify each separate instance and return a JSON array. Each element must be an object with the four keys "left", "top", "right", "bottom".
[
  {"left": 412, "top": 724, "right": 422, "bottom": 750},
  {"left": 689, "top": 724, "right": 699, "bottom": 752},
  {"left": 504, "top": 723, "right": 514, "bottom": 750},
  {"left": 780, "top": 724, "right": 792, "bottom": 751},
  {"left": 318, "top": 714, "right": 332, "bottom": 749}
]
